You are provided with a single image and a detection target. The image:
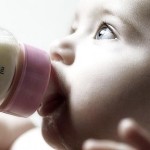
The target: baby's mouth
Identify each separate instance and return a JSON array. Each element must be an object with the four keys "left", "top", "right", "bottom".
[
  {"left": 38, "top": 63, "right": 67, "bottom": 117},
  {"left": 38, "top": 94, "right": 65, "bottom": 117}
]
